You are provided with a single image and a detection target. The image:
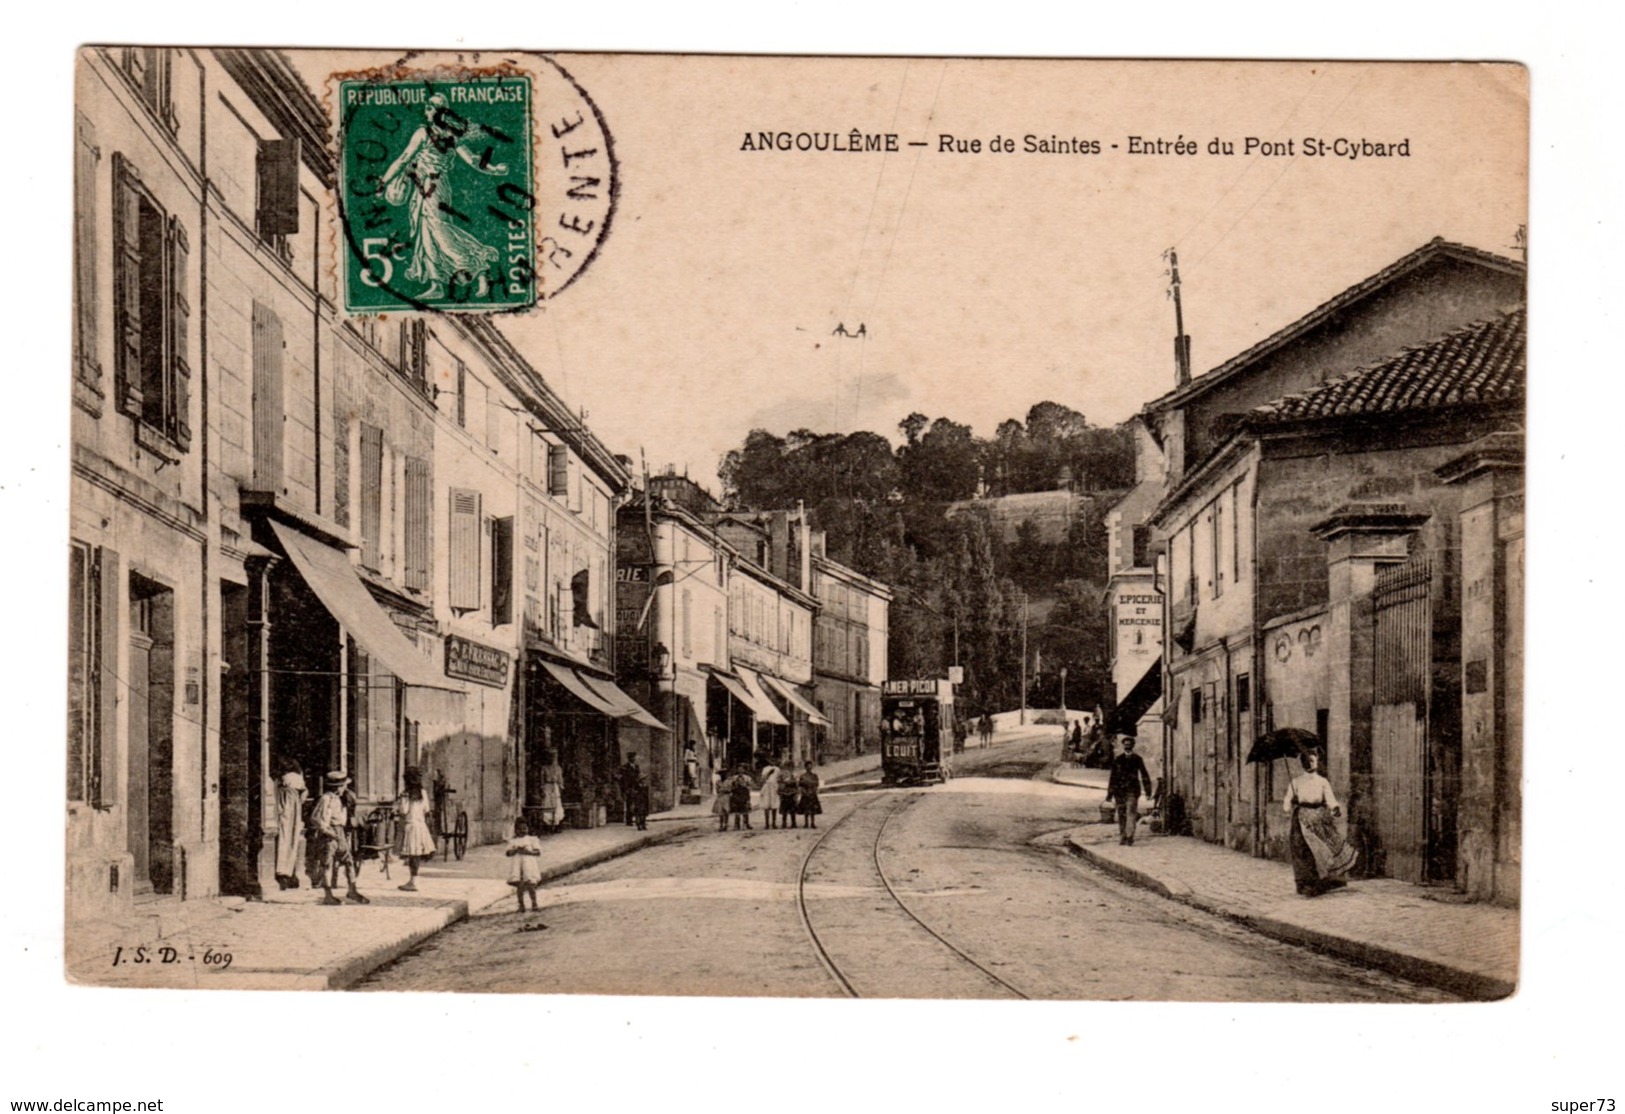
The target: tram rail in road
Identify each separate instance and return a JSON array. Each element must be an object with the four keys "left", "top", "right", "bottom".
[{"left": 795, "top": 790, "right": 1030, "bottom": 1000}]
